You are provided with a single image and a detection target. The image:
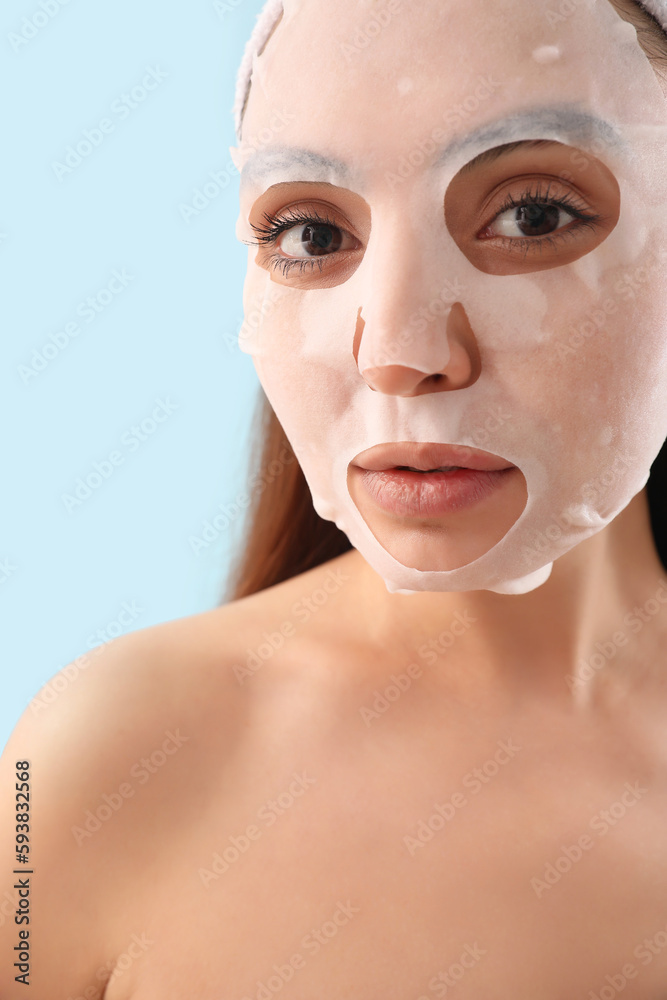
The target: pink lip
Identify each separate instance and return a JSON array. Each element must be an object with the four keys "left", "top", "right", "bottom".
[
  {"left": 349, "top": 441, "right": 517, "bottom": 518},
  {"left": 351, "top": 466, "right": 517, "bottom": 517},
  {"left": 351, "top": 441, "right": 515, "bottom": 473}
]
